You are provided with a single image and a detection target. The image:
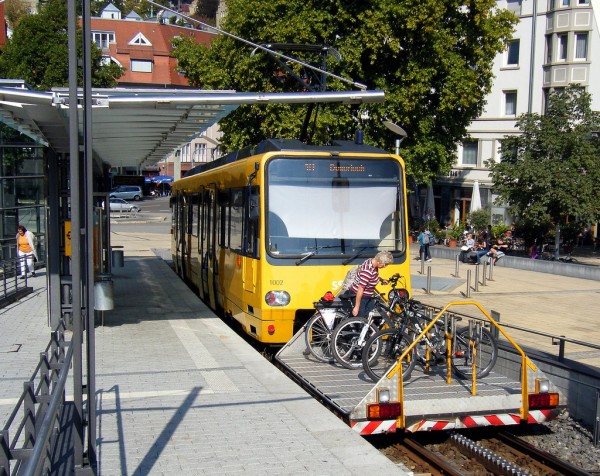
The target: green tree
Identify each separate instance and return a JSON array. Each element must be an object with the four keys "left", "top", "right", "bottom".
[
  {"left": 193, "top": 0, "right": 220, "bottom": 20},
  {"left": 489, "top": 86, "right": 600, "bottom": 256},
  {"left": 469, "top": 208, "right": 490, "bottom": 235},
  {"left": 172, "top": 0, "right": 516, "bottom": 183},
  {"left": 0, "top": 0, "right": 123, "bottom": 90}
]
